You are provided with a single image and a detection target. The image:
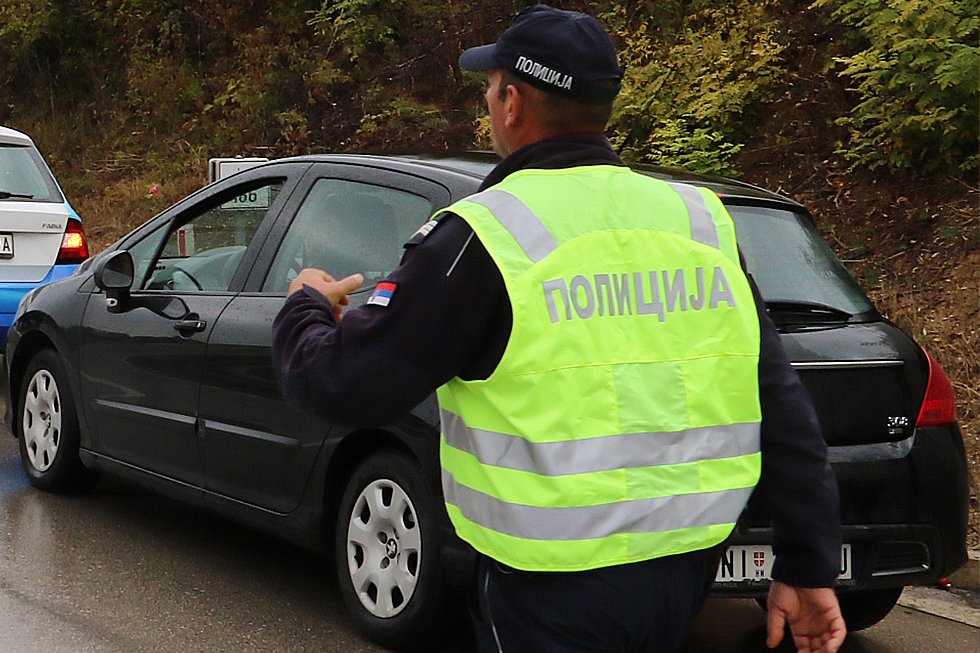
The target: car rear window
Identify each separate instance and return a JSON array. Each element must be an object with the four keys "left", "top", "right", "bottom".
[
  {"left": 729, "top": 204, "right": 873, "bottom": 316},
  {"left": 0, "top": 144, "right": 62, "bottom": 202}
]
